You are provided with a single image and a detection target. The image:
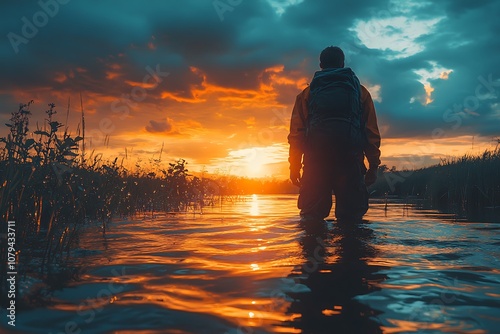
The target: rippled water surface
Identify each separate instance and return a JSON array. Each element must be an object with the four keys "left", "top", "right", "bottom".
[{"left": 5, "top": 195, "right": 500, "bottom": 333}]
